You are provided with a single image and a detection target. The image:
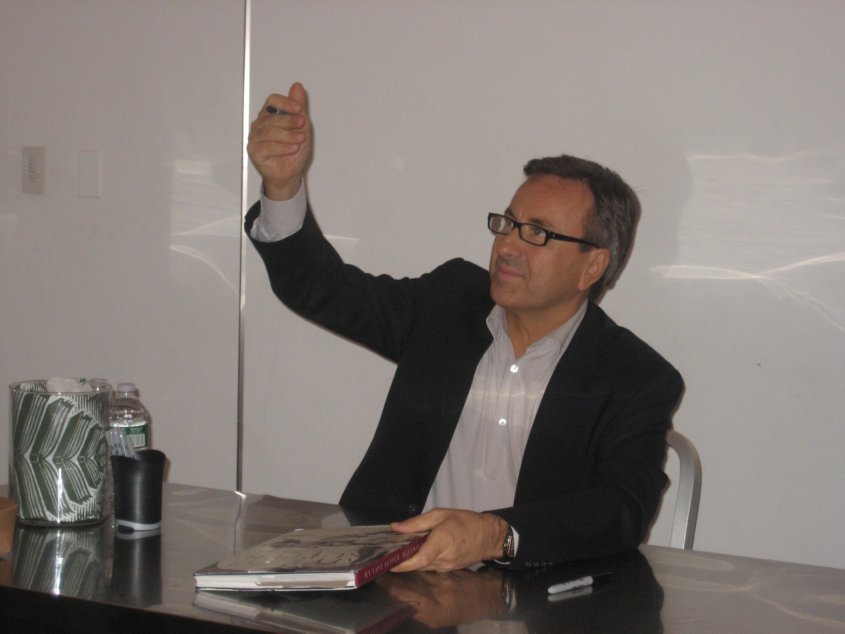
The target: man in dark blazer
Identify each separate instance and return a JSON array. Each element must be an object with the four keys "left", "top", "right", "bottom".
[{"left": 246, "top": 83, "right": 683, "bottom": 572}]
